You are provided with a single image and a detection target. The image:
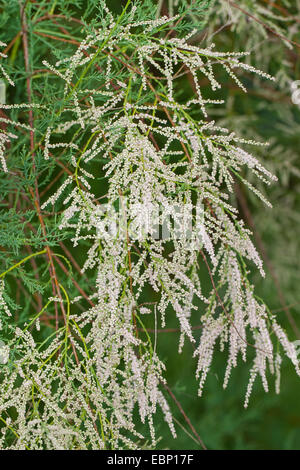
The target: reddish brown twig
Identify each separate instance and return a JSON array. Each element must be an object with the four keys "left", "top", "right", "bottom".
[
  {"left": 163, "top": 382, "right": 207, "bottom": 450},
  {"left": 235, "top": 182, "right": 300, "bottom": 339},
  {"left": 19, "top": 2, "right": 80, "bottom": 364},
  {"left": 227, "top": 0, "right": 300, "bottom": 48}
]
